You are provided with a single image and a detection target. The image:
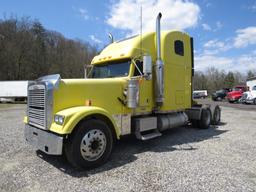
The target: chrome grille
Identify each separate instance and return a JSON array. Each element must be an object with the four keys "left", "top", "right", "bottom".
[
  {"left": 242, "top": 93, "right": 248, "bottom": 99},
  {"left": 28, "top": 84, "right": 46, "bottom": 129}
]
